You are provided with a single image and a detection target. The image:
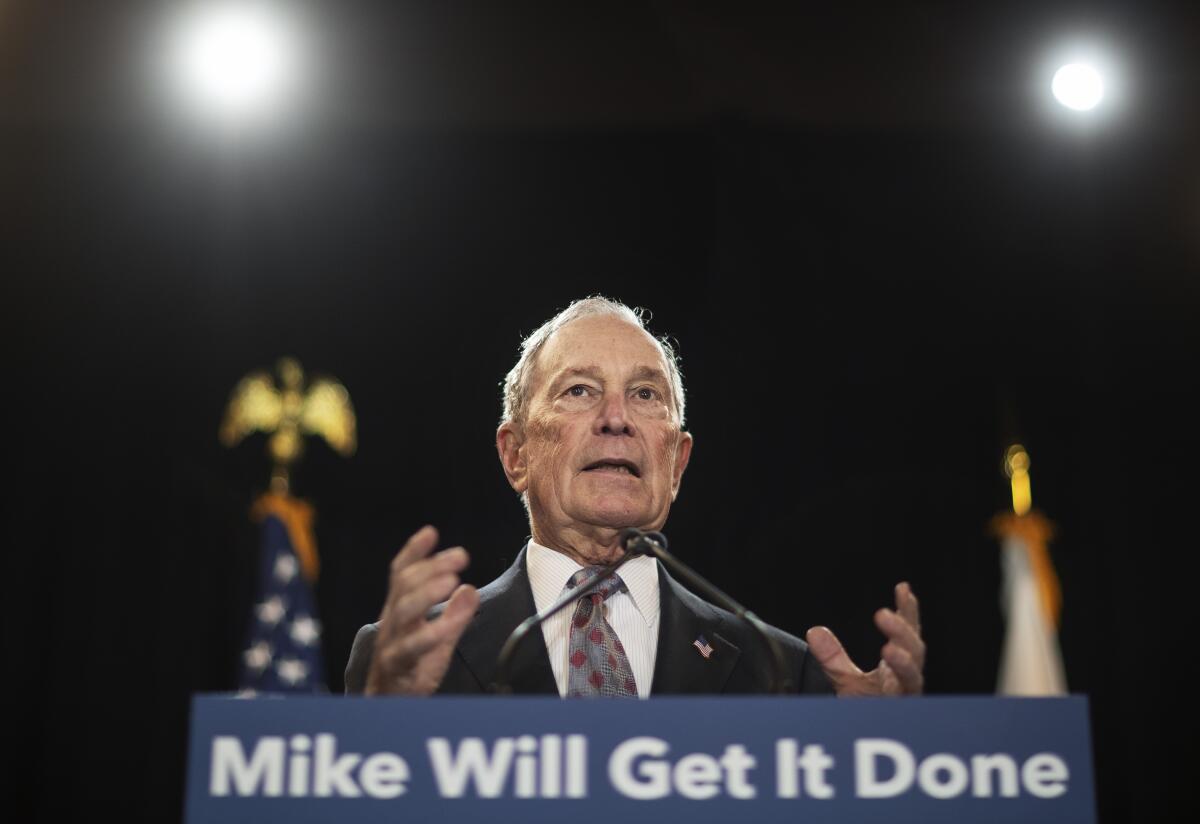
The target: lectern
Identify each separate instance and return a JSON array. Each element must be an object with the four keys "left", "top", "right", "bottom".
[{"left": 185, "top": 694, "right": 1095, "bottom": 823}]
